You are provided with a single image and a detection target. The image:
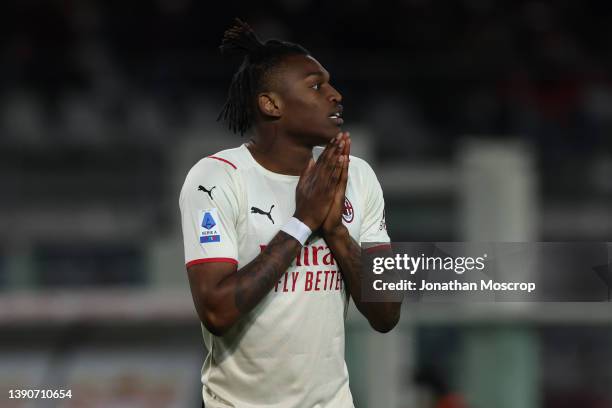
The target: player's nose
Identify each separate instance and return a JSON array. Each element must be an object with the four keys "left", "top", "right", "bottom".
[{"left": 328, "top": 85, "right": 342, "bottom": 103}]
